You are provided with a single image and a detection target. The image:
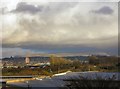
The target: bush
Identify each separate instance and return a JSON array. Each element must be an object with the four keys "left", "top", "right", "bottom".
[{"left": 63, "top": 74, "right": 120, "bottom": 89}]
